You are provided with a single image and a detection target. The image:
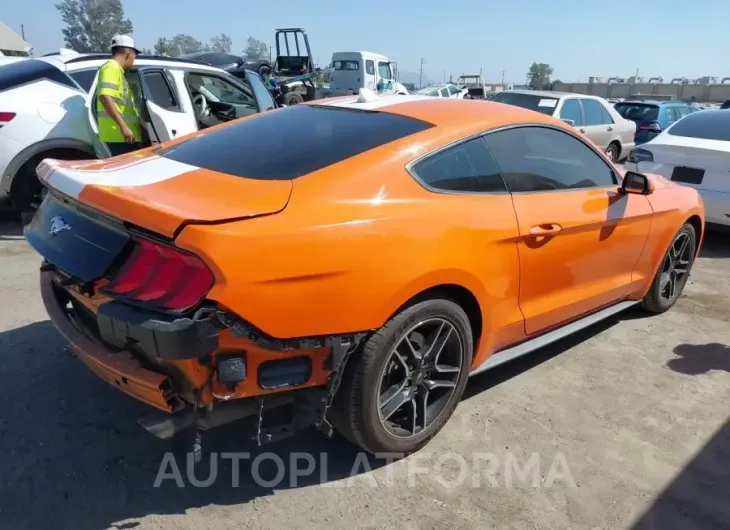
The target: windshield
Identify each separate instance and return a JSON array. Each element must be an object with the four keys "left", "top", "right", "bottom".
[
  {"left": 614, "top": 103, "right": 659, "bottom": 121},
  {"left": 458, "top": 77, "right": 482, "bottom": 87},
  {"left": 490, "top": 92, "right": 558, "bottom": 115},
  {"left": 667, "top": 110, "right": 730, "bottom": 141}
]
